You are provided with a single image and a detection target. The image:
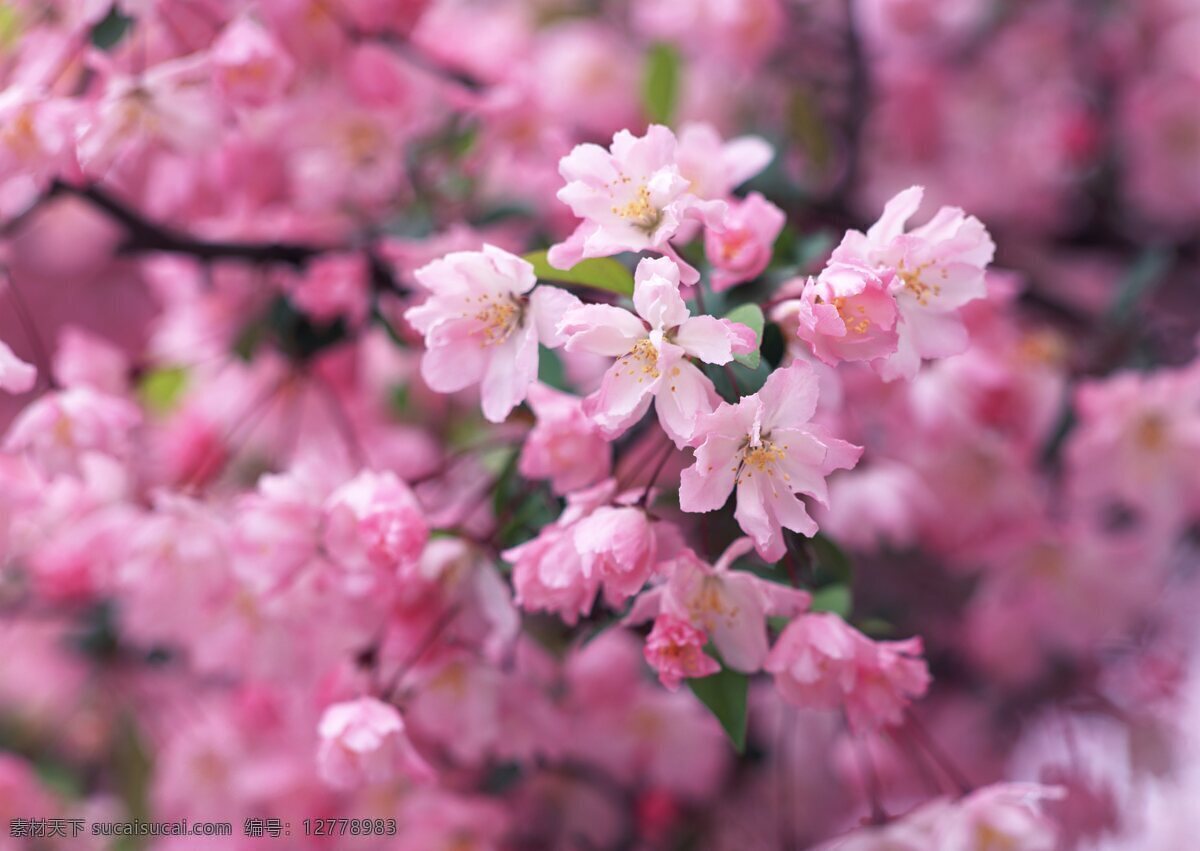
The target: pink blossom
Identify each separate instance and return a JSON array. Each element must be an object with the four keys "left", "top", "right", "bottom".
[
  {"left": 675, "top": 123, "right": 775, "bottom": 202},
  {"left": 626, "top": 538, "right": 810, "bottom": 673},
  {"left": 573, "top": 502, "right": 668, "bottom": 607},
  {"left": 0, "top": 339, "right": 35, "bottom": 394},
  {"left": 705, "top": 192, "right": 786, "bottom": 292},
  {"left": 789, "top": 259, "right": 900, "bottom": 365},
  {"left": 547, "top": 125, "right": 726, "bottom": 274},
  {"left": 831, "top": 185, "right": 995, "bottom": 380},
  {"left": 4, "top": 387, "right": 141, "bottom": 474},
  {"left": 322, "top": 470, "right": 429, "bottom": 595},
  {"left": 212, "top": 15, "right": 295, "bottom": 109},
  {"left": 518, "top": 382, "right": 612, "bottom": 495},
  {"left": 643, "top": 614, "right": 720, "bottom": 691},
  {"left": 933, "top": 783, "right": 1064, "bottom": 851},
  {"left": 764, "top": 612, "right": 931, "bottom": 732},
  {"left": 405, "top": 245, "right": 580, "bottom": 423},
  {"left": 316, "top": 697, "right": 433, "bottom": 789},
  {"left": 559, "top": 257, "right": 753, "bottom": 445},
  {"left": 679, "top": 362, "right": 862, "bottom": 560}
]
